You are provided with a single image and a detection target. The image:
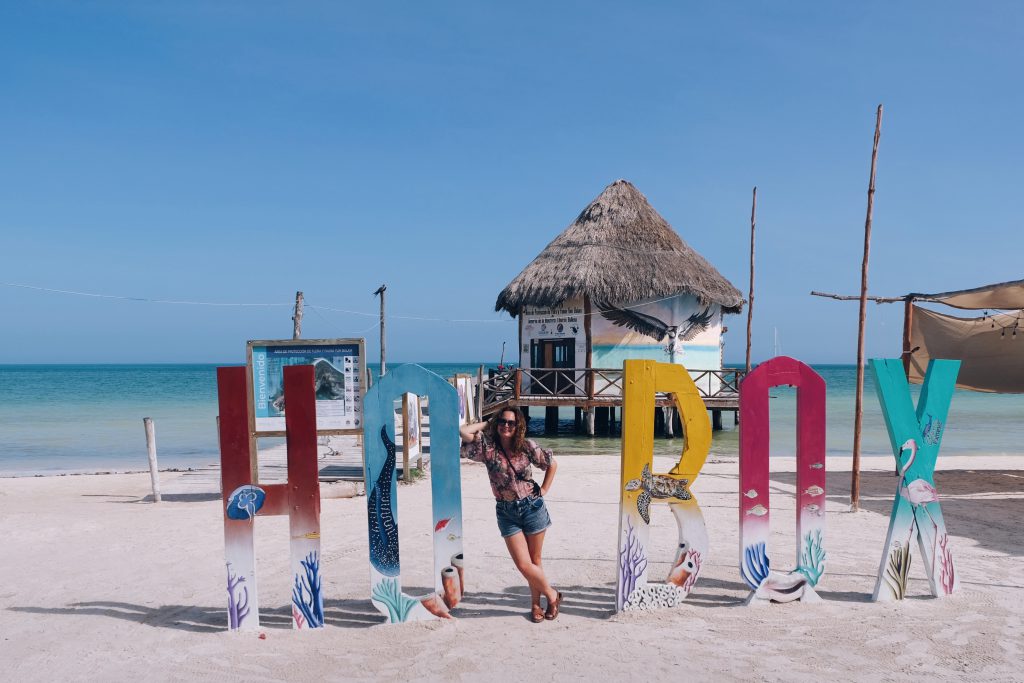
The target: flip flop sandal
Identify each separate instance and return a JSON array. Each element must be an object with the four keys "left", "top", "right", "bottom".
[
  {"left": 544, "top": 592, "right": 563, "bottom": 621},
  {"left": 531, "top": 605, "right": 545, "bottom": 623}
]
